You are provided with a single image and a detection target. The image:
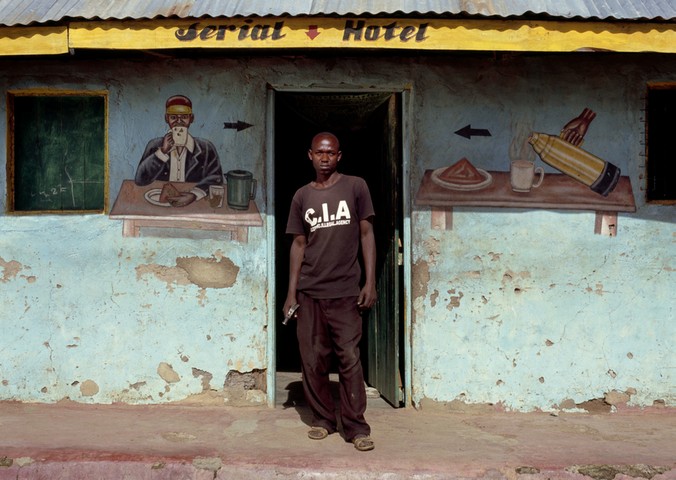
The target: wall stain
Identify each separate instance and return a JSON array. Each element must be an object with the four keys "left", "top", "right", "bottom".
[
  {"left": 412, "top": 260, "right": 430, "bottom": 302},
  {"left": 192, "top": 368, "right": 213, "bottom": 391},
  {"left": 604, "top": 389, "right": 631, "bottom": 406},
  {"left": 157, "top": 362, "right": 180, "bottom": 383},
  {"left": 197, "top": 288, "right": 208, "bottom": 306},
  {"left": 0, "top": 257, "right": 24, "bottom": 283},
  {"left": 135, "top": 256, "right": 239, "bottom": 290},
  {"left": 447, "top": 289, "right": 463, "bottom": 310},
  {"left": 80, "top": 379, "right": 99, "bottom": 397},
  {"left": 423, "top": 237, "right": 441, "bottom": 263},
  {"left": 136, "top": 264, "right": 191, "bottom": 291},
  {"left": 176, "top": 256, "right": 239, "bottom": 289},
  {"left": 430, "top": 289, "right": 439, "bottom": 307},
  {"left": 576, "top": 398, "right": 612, "bottom": 413}
]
